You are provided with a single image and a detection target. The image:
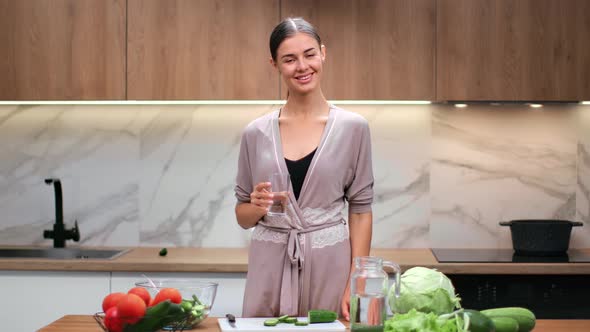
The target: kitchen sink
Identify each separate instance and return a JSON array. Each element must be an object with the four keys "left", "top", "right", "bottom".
[{"left": 0, "top": 248, "right": 129, "bottom": 260}]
